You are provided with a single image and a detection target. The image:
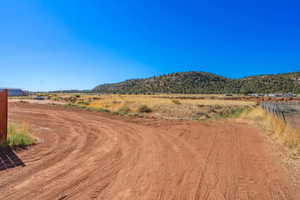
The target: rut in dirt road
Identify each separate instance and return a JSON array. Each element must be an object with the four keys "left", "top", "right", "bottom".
[{"left": 0, "top": 103, "right": 298, "bottom": 200}]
